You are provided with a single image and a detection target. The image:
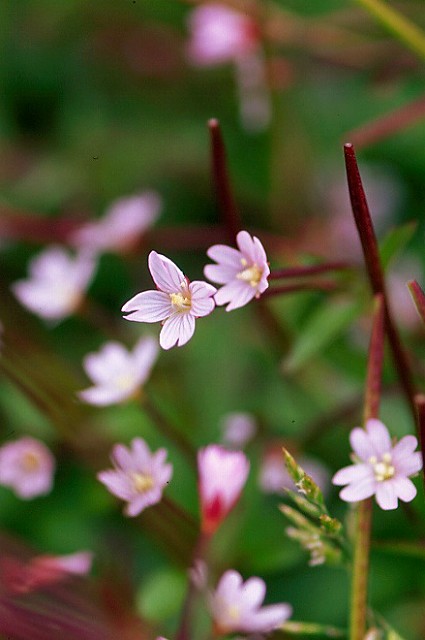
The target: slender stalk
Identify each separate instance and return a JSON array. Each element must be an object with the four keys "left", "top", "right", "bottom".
[
  {"left": 414, "top": 394, "right": 425, "bottom": 493},
  {"left": 343, "top": 143, "right": 417, "bottom": 423},
  {"left": 263, "top": 280, "right": 339, "bottom": 297},
  {"left": 269, "top": 261, "right": 352, "bottom": 280},
  {"left": 347, "top": 94, "right": 425, "bottom": 150},
  {"left": 354, "top": 0, "right": 425, "bottom": 63},
  {"left": 175, "top": 533, "right": 211, "bottom": 640},
  {"left": 208, "top": 119, "right": 241, "bottom": 241},
  {"left": 349, "top": 294, "right": 384, "bottom": 640},
  {"left": 407, "top": 280, "right": 425, "bottom": 326}
]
